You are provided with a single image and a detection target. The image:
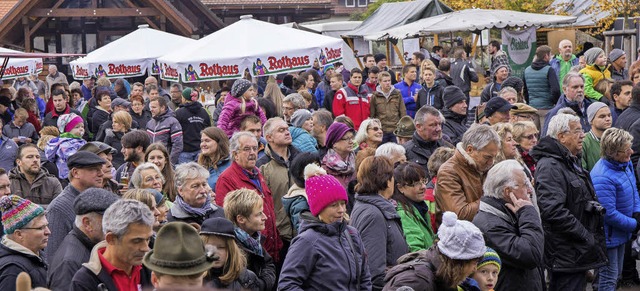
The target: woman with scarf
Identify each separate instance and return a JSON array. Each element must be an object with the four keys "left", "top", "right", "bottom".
[
  {"left": 512, "top": 121, "right": 538, "bottom": 176},
  {"left": 321, "top": 122, "right": 357, "bottom": 190},
  {"left": 198, "top": 126, "right": 232, "bottom": 190},
  {"left": 167, "top": 162, "right": 224, "bottom": 226},
  {"left": 224, "top": 188, "right": 277, "bottom": 291}
]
